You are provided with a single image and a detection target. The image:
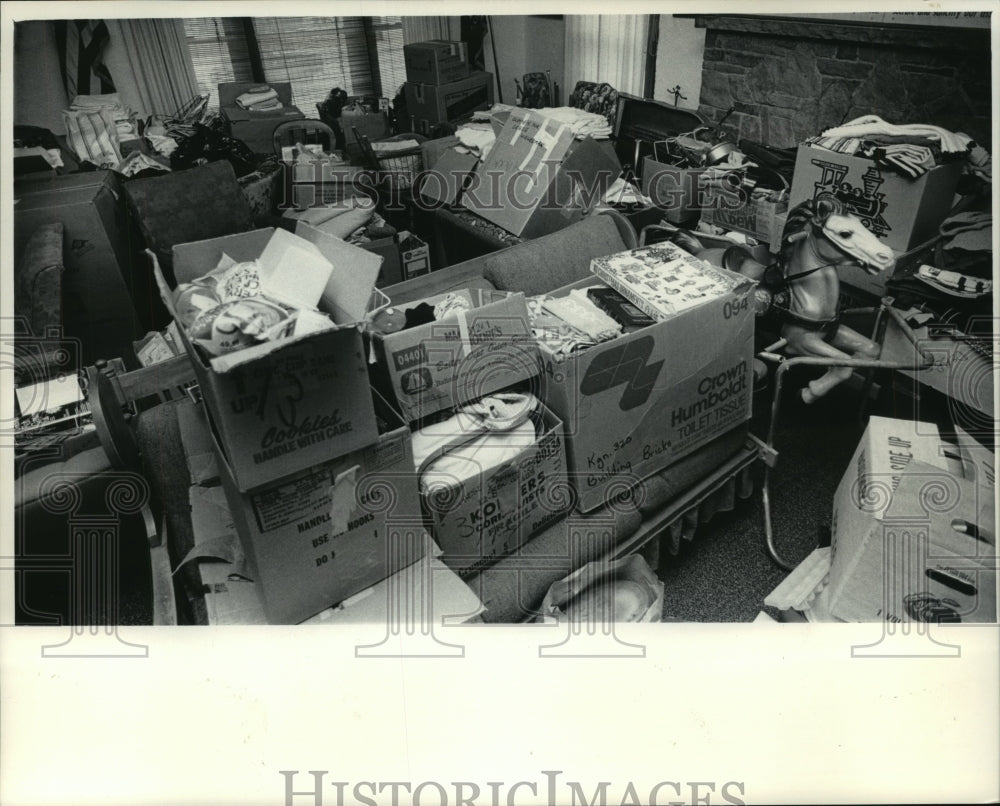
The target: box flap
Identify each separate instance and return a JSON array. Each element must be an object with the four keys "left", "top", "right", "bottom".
[
  {"left": 294, "top": 222, "right": 381, "bottom": 322},
  {"left": 256, "top": 228, "right": 333, "bottom": 311},
  {"left": 421, "top": 148, "right": 480, "bottom": 206},
  {"left": 171, "top": 228, "right": 275, "bottom": 285}
]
